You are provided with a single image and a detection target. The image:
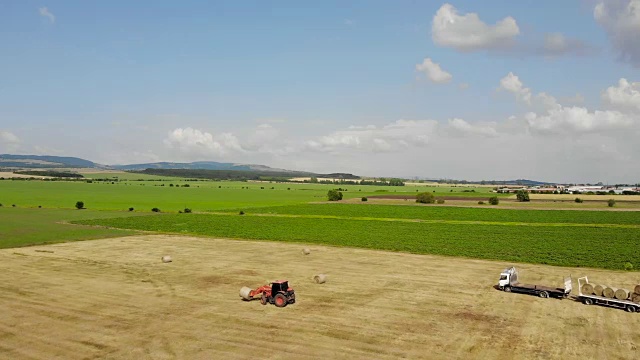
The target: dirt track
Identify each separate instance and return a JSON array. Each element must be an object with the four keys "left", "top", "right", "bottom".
[{"left": 1, "top": 235, "right": 639, "bottom": 359}]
